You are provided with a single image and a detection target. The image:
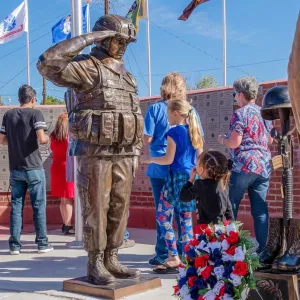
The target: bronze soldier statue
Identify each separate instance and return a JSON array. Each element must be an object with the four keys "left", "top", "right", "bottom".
[{"left": 37, "top": 14, "right": 143, "bottom": 285}]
